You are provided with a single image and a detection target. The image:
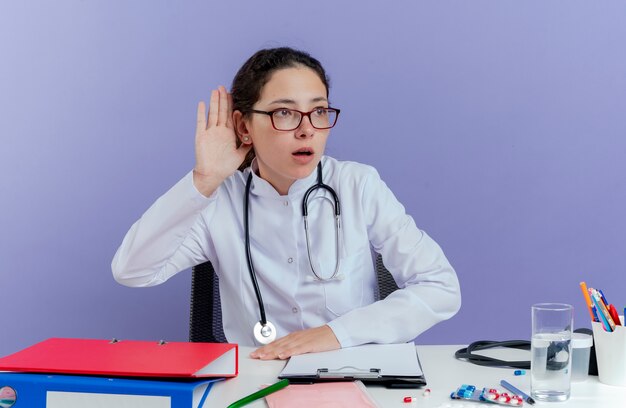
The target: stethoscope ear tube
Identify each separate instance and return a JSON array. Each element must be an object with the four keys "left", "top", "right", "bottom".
[
  {"left": 301, "top": 164, "right": 340, "bottom": 217},
  {"left": 302, "top": 163, "right": 342, "bottom": 281}
]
